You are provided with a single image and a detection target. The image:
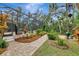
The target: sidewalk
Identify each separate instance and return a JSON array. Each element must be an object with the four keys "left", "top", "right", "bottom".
[{"left": 1, "top": 35, "right": 48, "bottom": 56}]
